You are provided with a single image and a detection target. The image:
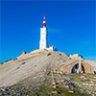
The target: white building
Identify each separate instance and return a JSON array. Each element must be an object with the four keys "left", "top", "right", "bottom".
[
  {"left": 39, "top": 17, "right": 54, "bottom": 51},
  {"left": 39, "top": 16, "right": 47, "bottom": 49}
]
